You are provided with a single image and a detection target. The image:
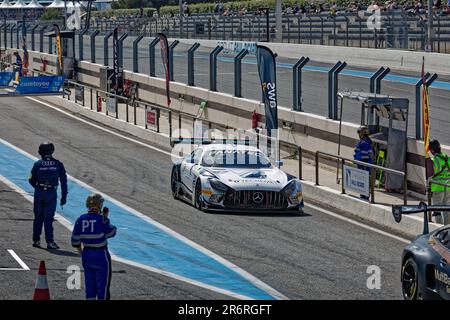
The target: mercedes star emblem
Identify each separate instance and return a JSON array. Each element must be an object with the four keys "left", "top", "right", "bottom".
[{"left": 252, "top": 192, "right": 264, "bottom": 204}]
